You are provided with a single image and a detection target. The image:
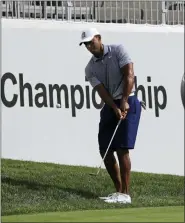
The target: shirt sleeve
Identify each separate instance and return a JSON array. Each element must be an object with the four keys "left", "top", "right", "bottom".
[
  {"left": 85, "top": 65, "right": 101, "bottom": 88},
  {"left": 116, "top": 44, "right": 133, "bottom": 68}
]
